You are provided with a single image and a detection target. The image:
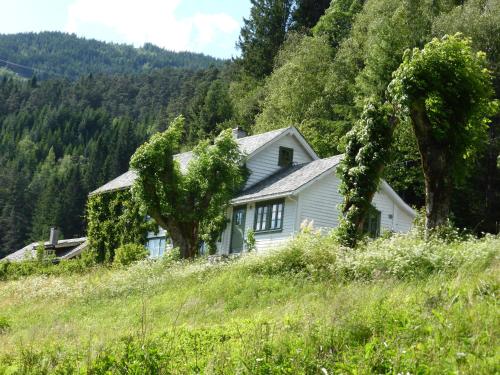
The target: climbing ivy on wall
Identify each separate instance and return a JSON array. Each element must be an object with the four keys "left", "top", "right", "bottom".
[
  {"left": 337, "top": 99, "right": 396, "bottom": 247},
  {"left": 86, "top": 189, "right": 154, "bottom": 263}
]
